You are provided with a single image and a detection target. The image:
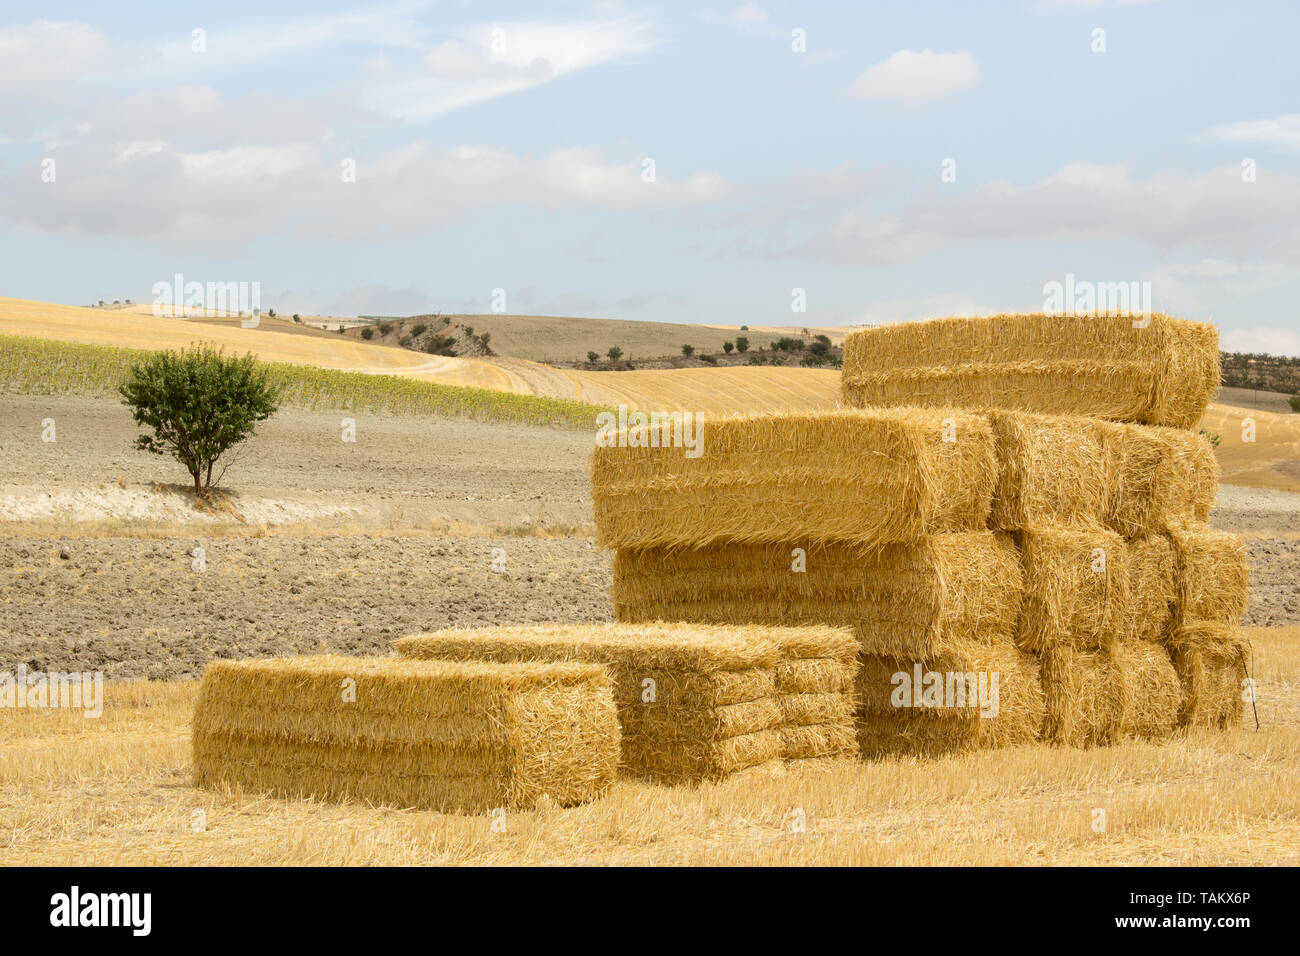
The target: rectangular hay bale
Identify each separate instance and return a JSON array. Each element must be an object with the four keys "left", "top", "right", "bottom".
[
  {"left": 1169, "top": 623, "right": 1248, "bottom": 729},
  {"left": 1015, "top": 527, "right": 1129, "bottom": 654},
  {"left": 1126, "top": 534, "right": 1177, "bottom": 643},
  {"left": 1038, "top": 646, "right": 1125, "bottom": 747},
  {"left": 841, "top": 312, "right": 1220, "bottom": 429},
  {"left": 591, "top": 408, "right": 996, "bottom": 550},
  {"left": 395, "top": 622, "right": 801, "bottom": 782},
  {"left": 855, "top": 640, "right": 1044, "bottom": 758},
  {"left": 1114, "top": 640, "right": 1182, "bottom": 741},
  {"left": 1167, "top": 525, "right": 1250, "bottom": 628},
  {"left": 615, "top": 531, "right": 1022, "bottom": 659},
  {"left": 985, "top": 410, "right": 1217, "bottom": 535},
  {"left": 192, "top": 655, "right": 619, "bottom": 812}
]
